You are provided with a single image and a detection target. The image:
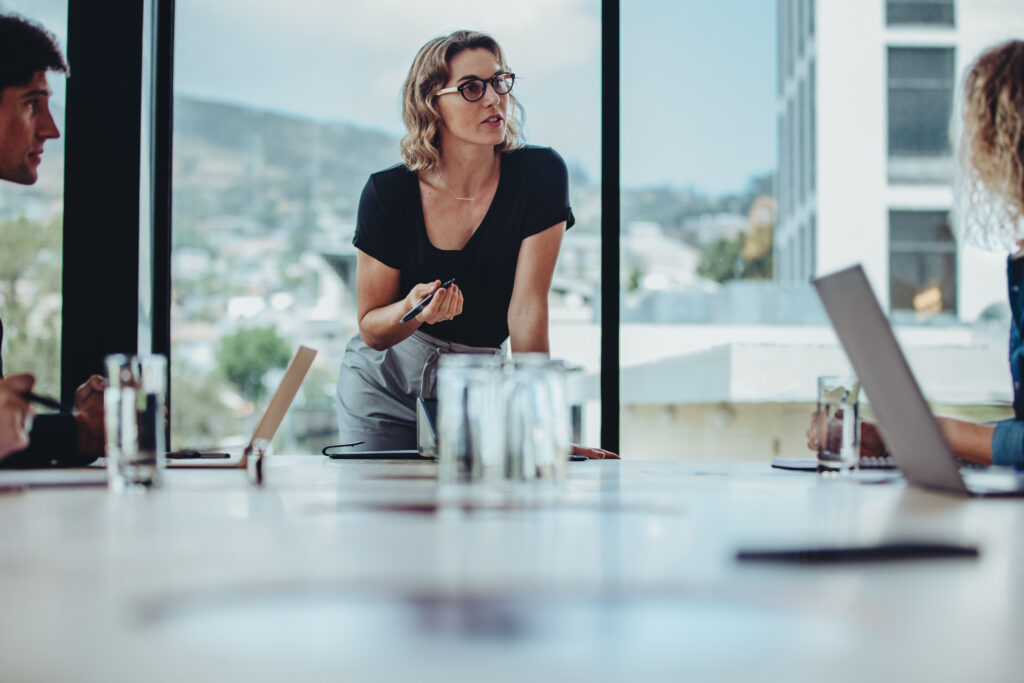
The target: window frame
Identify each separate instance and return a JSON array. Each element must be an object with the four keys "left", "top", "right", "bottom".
[{"left": 62, "top": 0, "right": 174, "bottom": 417}]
